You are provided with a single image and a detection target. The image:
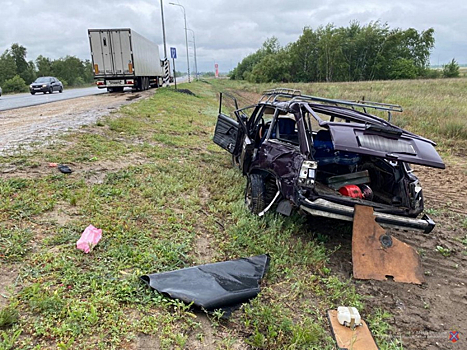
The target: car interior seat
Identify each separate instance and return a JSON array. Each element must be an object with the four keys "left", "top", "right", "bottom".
[{"left": 273, "top": 117, "right": 298, "bottom": 143}]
